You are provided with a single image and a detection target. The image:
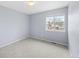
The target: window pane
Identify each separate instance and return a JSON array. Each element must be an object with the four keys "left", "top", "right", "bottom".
[
  {"left": 54, "top": 16, "right": 65, "bottom": 32},
  {"left": 46, "top": 17, "right": 55, "bottom": 31}
]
